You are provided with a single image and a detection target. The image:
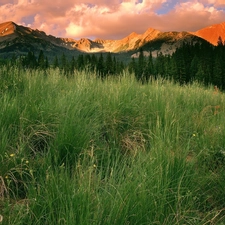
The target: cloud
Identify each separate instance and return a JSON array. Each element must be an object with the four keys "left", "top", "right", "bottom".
[
  {"left": 167, "top": 1, "right": 225, "bottom": 31},
  {"left": 199, "top": 0, "right": 225, "bottom": 7},
  {"left": 0, "top": 0, "right": 225, "bottom": 40},
  {"left": 0, "top": 0, "right": 14, "bottom": 4}
]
